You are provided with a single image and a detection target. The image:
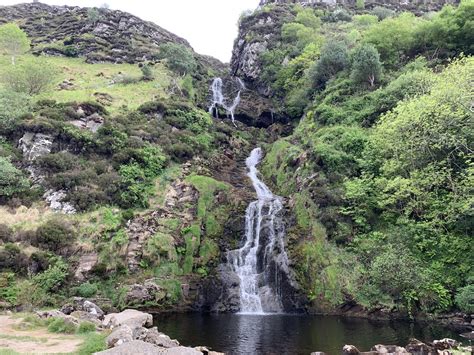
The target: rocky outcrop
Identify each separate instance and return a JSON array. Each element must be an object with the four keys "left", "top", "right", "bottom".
[
  {"left": 0, "top": 3, "right": 190, "bottom": 64},
  {"left": 124, "top": 281, "right": 167, "bottom": 306}
]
